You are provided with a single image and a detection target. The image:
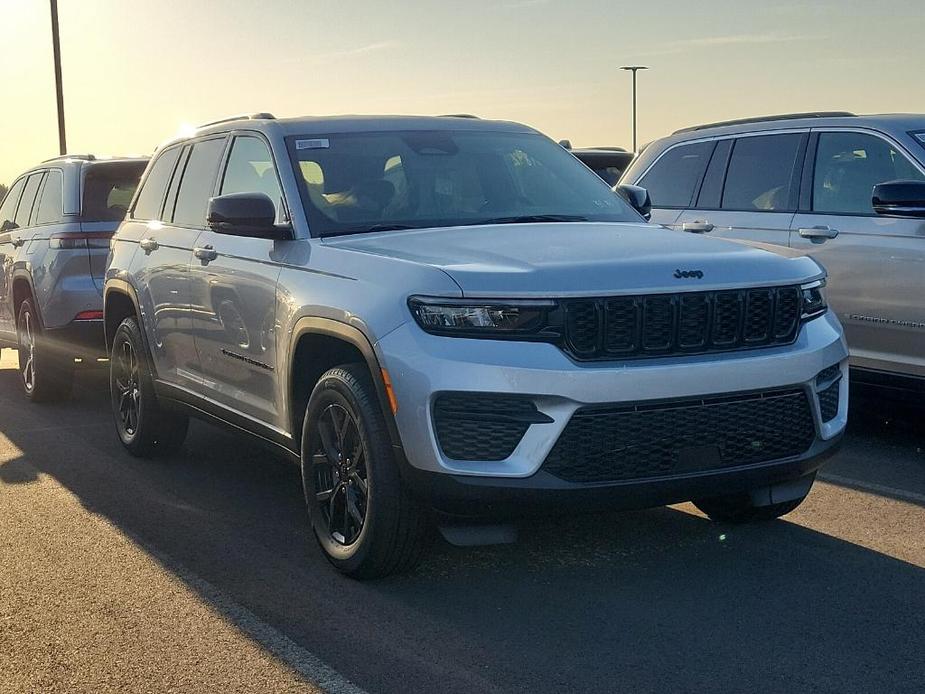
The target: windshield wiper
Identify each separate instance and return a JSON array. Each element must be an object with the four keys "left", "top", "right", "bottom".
[
  {"left": 471, "top": 214, "right": 589, "bottom": 225},
  {"left": 321, "top": 224, "right": 420, "bottom": 238}
]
